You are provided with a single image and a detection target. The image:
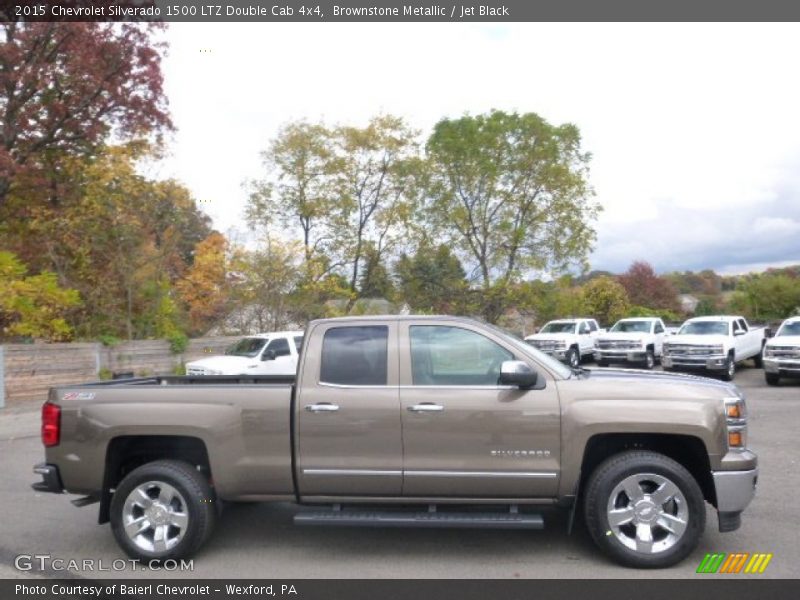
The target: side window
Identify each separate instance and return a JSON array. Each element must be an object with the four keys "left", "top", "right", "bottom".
[
  {"left": 655, "top": 322, "right": 664, "bottom": 334},
  {"left": 410, "top": 326, "right": 513, "bottom": 386},
  {"left": 579, "top": 322, "right": 590, "bottom": 335},
  {"left": 294, "top": 336, "right": 304, "bottom": 355},
  {"left": 266, "top": 337, "right": 291, "bottom": 358},
  {"left": 320, "top": 326, "right": 388, "bottom": 386},
  {"left": 588, "top": 320, "right": 598, "bottom": 332},
  {"left": 733, "top": 320, "right": 743, "bottom": 333},
  {"left": 738, "top": 319, "right": 748, "bottom": 332}
]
